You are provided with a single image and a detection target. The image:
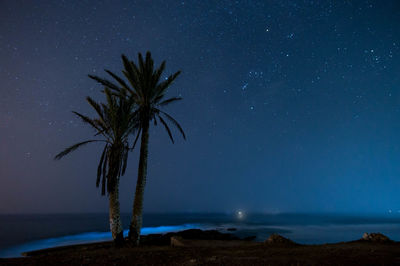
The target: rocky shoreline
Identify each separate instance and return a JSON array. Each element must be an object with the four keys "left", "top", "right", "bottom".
[{"left": 1, "top": 230, "right": 400, "bottom": 265}]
